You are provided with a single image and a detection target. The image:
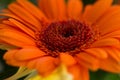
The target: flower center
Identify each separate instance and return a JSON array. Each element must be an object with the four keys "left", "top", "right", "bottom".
[{"left": 36, "top": 20, "right": 95, "bottom": 55}]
